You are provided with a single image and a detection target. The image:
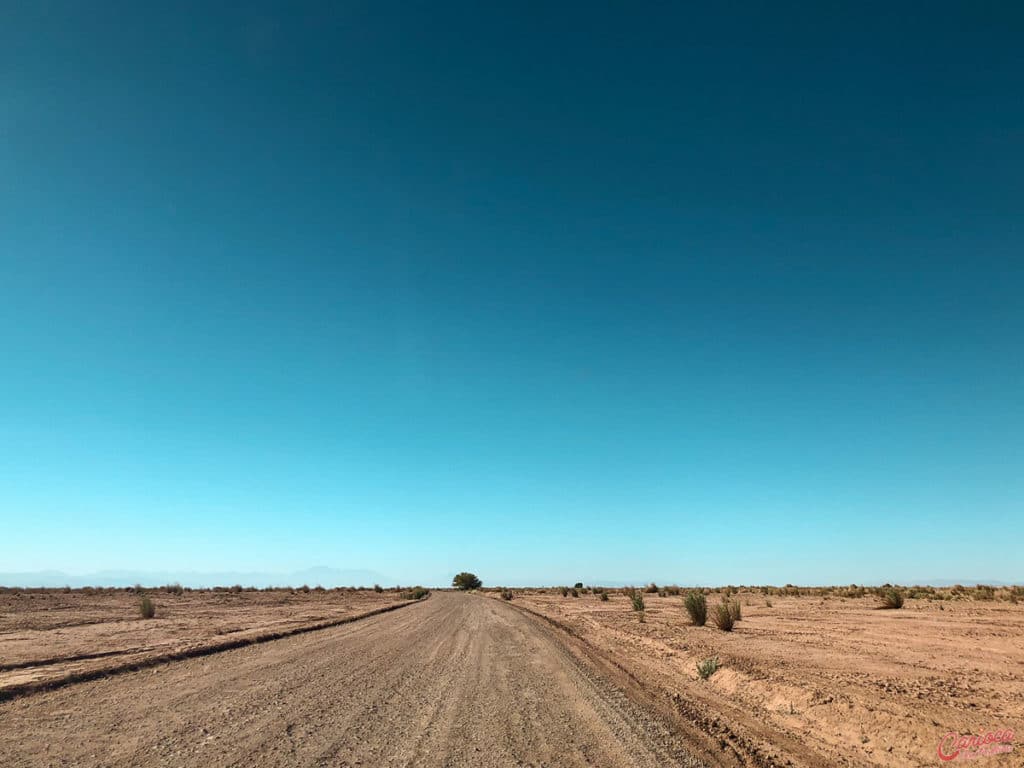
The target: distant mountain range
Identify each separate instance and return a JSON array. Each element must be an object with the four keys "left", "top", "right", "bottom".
[{"left": 0, "top": 566, "right": 396, "bottom": 589}]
